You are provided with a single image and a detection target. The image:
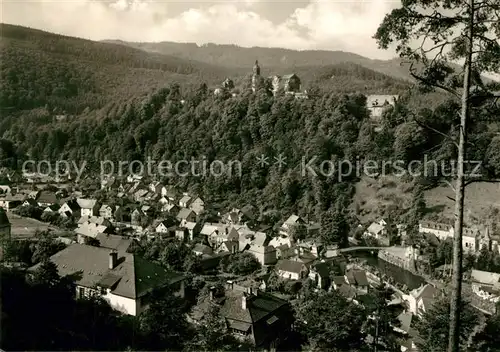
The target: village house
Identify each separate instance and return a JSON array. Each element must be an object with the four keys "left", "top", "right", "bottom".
[
  {"left": 470, "top": 269, "right": 500, "bottom": 303},
  {"left": 44, "top": 204, "right": 60, "bottom": 213},
  {"left": 149, "top": 181, "right": 164, "bottom": 195},
  {"left": 344, "top": 269, "right": 370, "bottom": 295},
  {"left": 217, "top": 240, "right": 239, "bottom": 254},
  {"left": 0, "top": 209, "right": 11, "bottom": 241},
  {"left": 201, "top": 223, "right": 235, "bottom": 248},
  {"left": 419, "top": 221, "right": 490, "bottom": 252},
  {"left": 95, "top": 233, "right": 134, "bottom": 252},
  {"left": 275, "top": 244, "right": 292, "bottom": 259},
  {"left": 134, "top": 189, "right": 149, "bottom": 203},
  {"left": 308, "top": 261, "right": 333, "bottom": 290},
  {"left": 193, "top": 243, "right": 214, "bottom": 256},
  {"left": 179, "top": 220, "right": 200, "bottom": 242},
  {"left": 78, "top": 216, "right": 113, "bottom": 228},
  {"left": 220, "top": 285, "right": 294, "bottom": 350},
  {"left": 189, "top": 197, "right": 205, "bottom": 214},
  {"left": 101, "top": 177, "right": 117, "bottom": 191},
  {"left": 309, "top": 259, "right": 346, "bottom": 290},
  {"left": 36, "top": 190, "right": 58, "bottom": 207},
  {"left": 419, "top": 221, "right": 454, "bottom": 241},
  {"left": 403, "top": 284, "right": 439, "bottom": 317},
  {"left": 179, "top": 194, "right": 193, "bottom": 208},
  {"left": 175, "top": 227, "right": 190, "bottom": 242},
  {"left": 99, "top": 204, "right": 114, "bottom": 219},
  {"left": 162, "top": 203, "right": 179, "bottom": 216},
  {"left": 0, "top": 194, "right": 23, "bottom": 211},
  {"left": 75, "top": 221, "right": 113, "bottom": 243},
  {"left": 280, "top": 214, "right": 304, "bottom": 237},
  {"left": 22, "top": 198, "right": 38, "bottom": 207},
  {"left": 113, "top": 206, "right": 128, "bottom": 222},
  {"left": 247, "top": 245, "right": 277, "bottom": 266},
  {"left": 77, "top": 198, "right": 100, "bottom": 217},
  {"left": 131, "top": 208, "right": 146, "bottom": 227},
  {"left": 364, "top": 219, "right": 390, "bottom": 245},
  {"left": 176, "top": 208, "right": 197, "bottom": 223},
  {"left": 222, "top": 205, "right": 257, "bottom": 225},
  {"left": 29, "top": 244, "right": 185, "bottom": 316},
  {"left": 58, "top": 199, "right": 81, "bottom": 218},
  {"left": 275, "top": 259, "right": 308, "bottom": 280}
]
